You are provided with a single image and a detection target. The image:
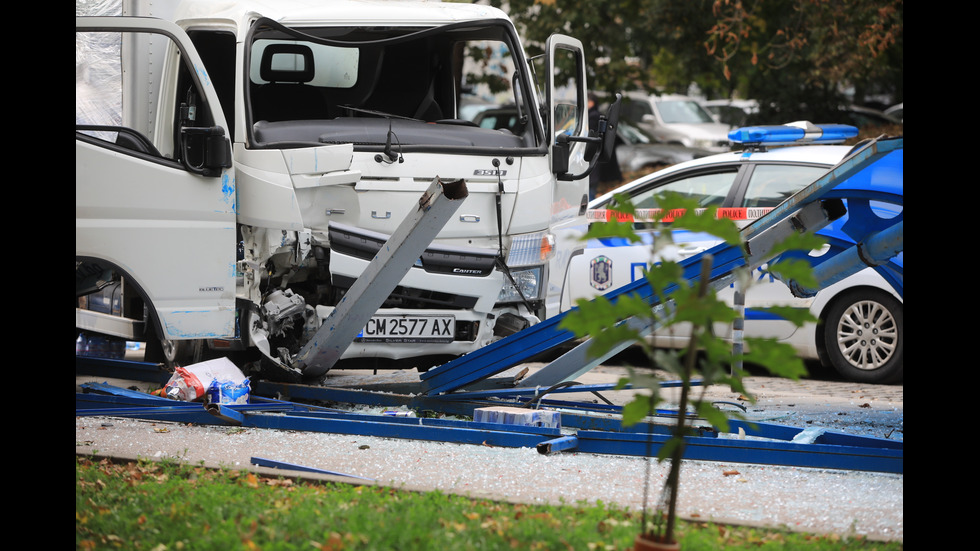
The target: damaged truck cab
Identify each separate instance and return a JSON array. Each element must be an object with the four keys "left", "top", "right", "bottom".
[{"left": 76, "top": 0, "right": 613, "bottom": 380}]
